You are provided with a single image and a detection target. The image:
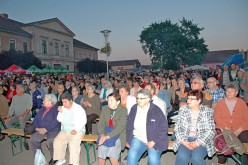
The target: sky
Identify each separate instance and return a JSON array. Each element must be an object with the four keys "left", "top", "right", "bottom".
[{"left": 0, "top": 0, "right": 248, "bottom": 65}]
